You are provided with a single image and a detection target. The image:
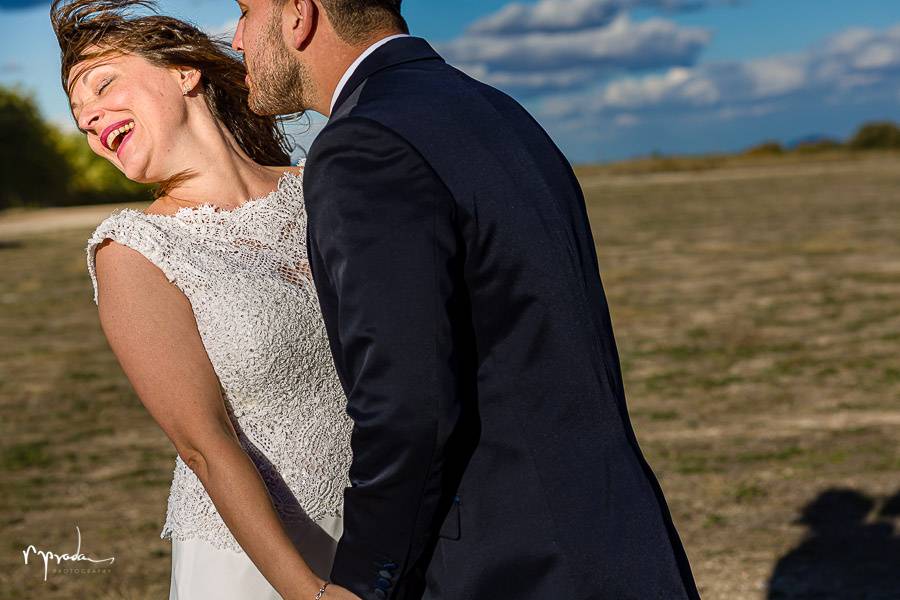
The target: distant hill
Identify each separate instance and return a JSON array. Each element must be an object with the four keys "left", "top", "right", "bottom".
[
  {"left": 580, "top": 121, "right": 900, "bottom": 174},
  {"left": 786, "top": 134, "right": 841, "bottom": 150}
]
